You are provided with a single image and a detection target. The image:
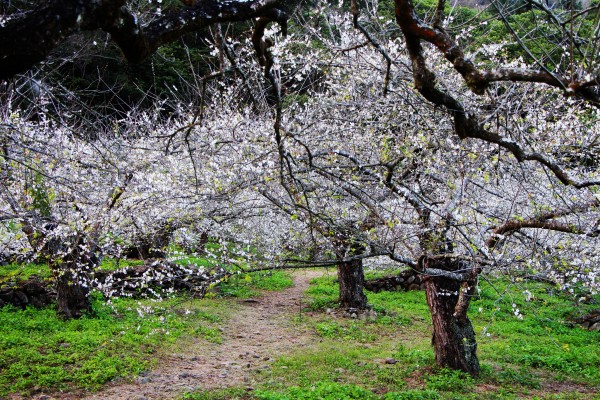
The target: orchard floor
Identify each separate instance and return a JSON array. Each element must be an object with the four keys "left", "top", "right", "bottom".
[
  {"left": 79, "top": 269, "right": 324, "bottom": 400},
  {"left": 5, "top": 268, "right": 599, "bottom": 400}
]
